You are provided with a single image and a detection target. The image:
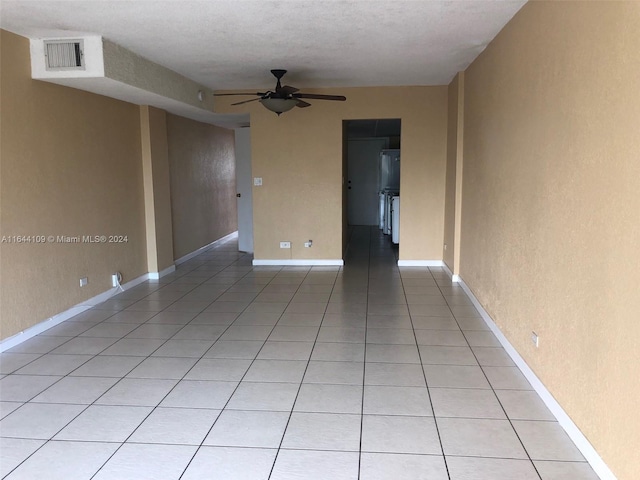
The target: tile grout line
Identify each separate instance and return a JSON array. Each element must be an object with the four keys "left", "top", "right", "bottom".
[
  {"left": 356, "top": 225, "right": 371, "bottom": 480},
  {"left": 399, "top": 251, "right": 452, "bottom": 480},
  {"left": 265, "top": 263, "right": 342, "bottom": 479}
]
